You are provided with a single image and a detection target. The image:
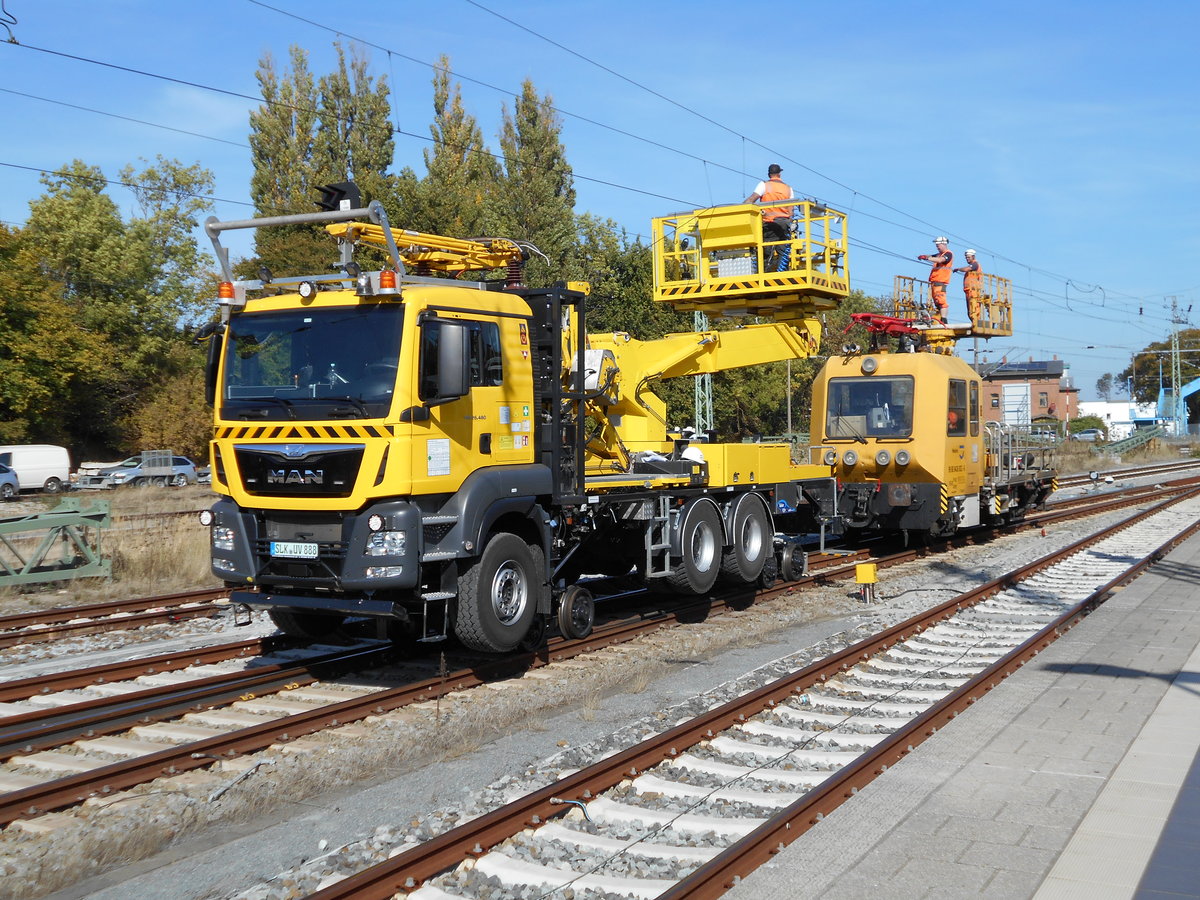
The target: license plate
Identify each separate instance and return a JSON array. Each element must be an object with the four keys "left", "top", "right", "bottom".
[{"left": 270, "top": 541, "right": 319, "bottom": 559}]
